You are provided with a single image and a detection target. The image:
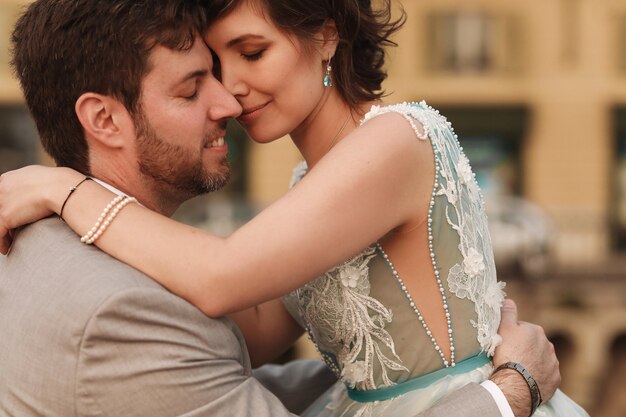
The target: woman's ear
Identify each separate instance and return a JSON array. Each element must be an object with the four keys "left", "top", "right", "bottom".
[
  {"left": 318, "top": 19, "right": 339, "bottom": 60},
  {"left": 75, "top": 93, "right": 133, "bottom": 149}
]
